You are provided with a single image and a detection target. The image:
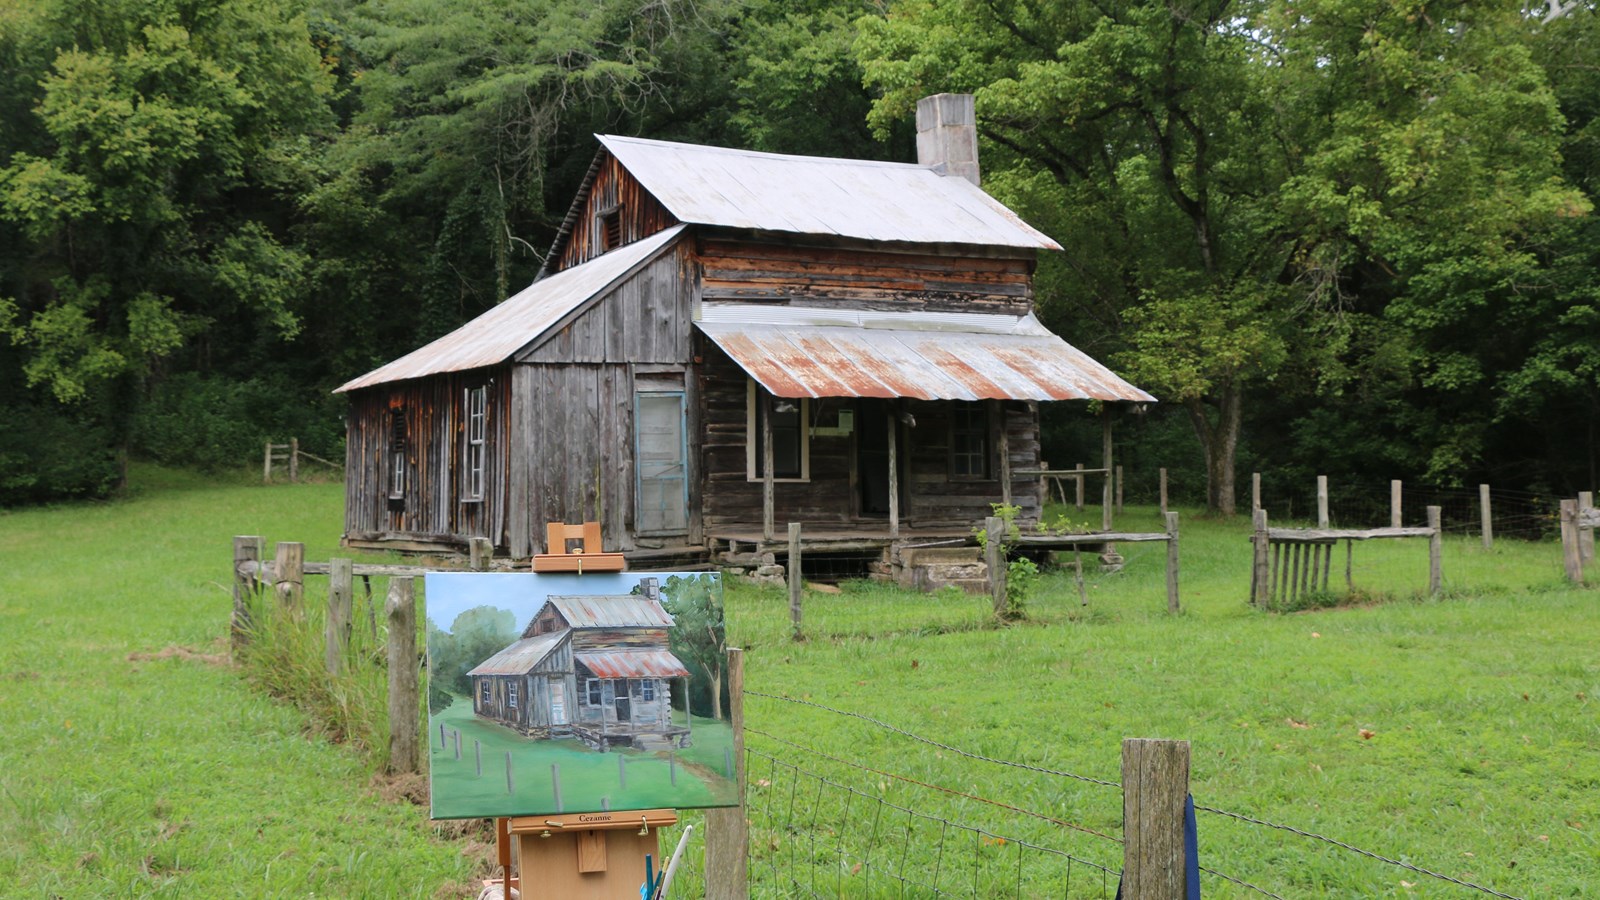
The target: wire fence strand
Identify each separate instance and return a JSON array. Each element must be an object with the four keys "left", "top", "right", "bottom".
[
  {"left": 1194, "top": 803, "right": 1524, "bottom": 899},
  {"left": 745, "top": 690, "right": 1122, "bottom": 789}
]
